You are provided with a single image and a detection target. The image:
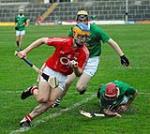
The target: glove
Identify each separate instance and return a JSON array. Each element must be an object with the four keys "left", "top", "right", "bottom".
[
  {"left": 120, "top": 55, "right": 129, "bottom": 66},
  {"left": 15, "top": 26, "right": 19, "bottom": 30}
]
